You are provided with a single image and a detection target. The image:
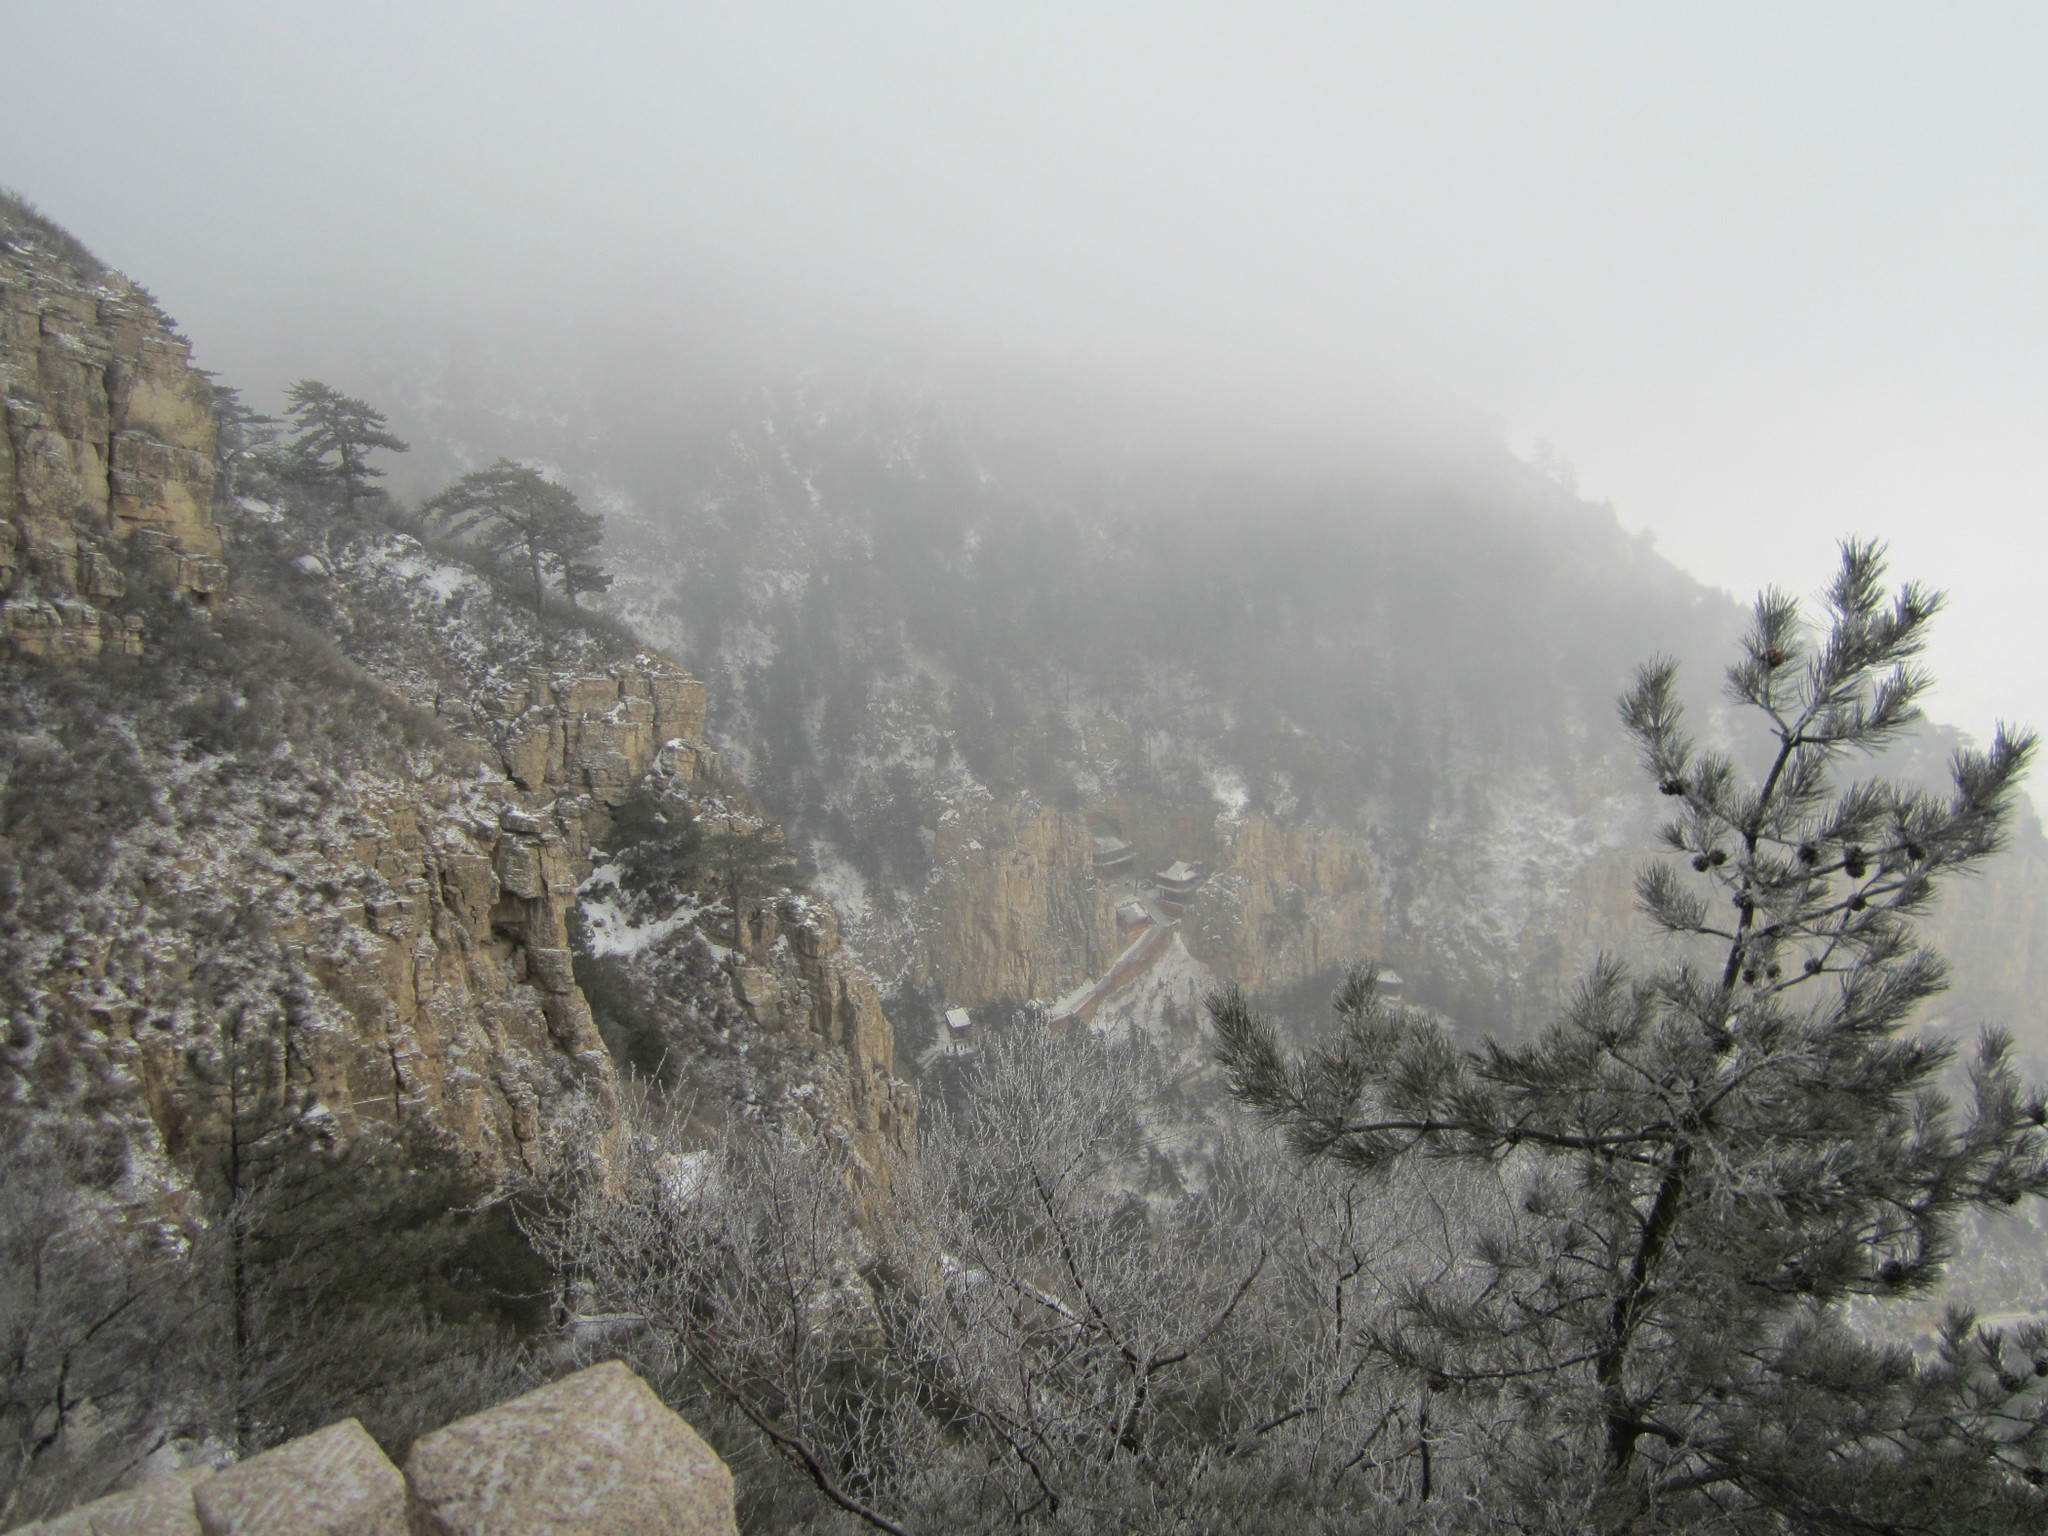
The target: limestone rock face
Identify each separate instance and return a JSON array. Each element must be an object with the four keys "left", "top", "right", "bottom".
[
  {"left": 473, "top": 660, "right": 707, "bottom": 861},
  {"left": 927, "top": 797, "right": 1117, "bottom": 1009},
  {"left": 732, "top": 893, "right": 918, "bottom": 1178},
  {"left": 15, "top": 654, "right": 721, "bottom": 1186},
  {"left": 0, "top": 202, "right": 910, "bottom": 1205},
  {"left": 1, "top": 209, "right": 222, "bottom": 658},
  {"left": 902, "top": 788, "right": 1379, "bottom": 1018},
  {"left": 1182, "top": 813, "right": 1383, "bottom": 997},
  {"left": 486, "top": 665, "right": 704, "bottom": 801},
  {"left": 4, "top": 561, "right": 896, "bottom": 1192},
  {"left": 0, "top": 271, "right": 773, "bottom": 1195}
]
